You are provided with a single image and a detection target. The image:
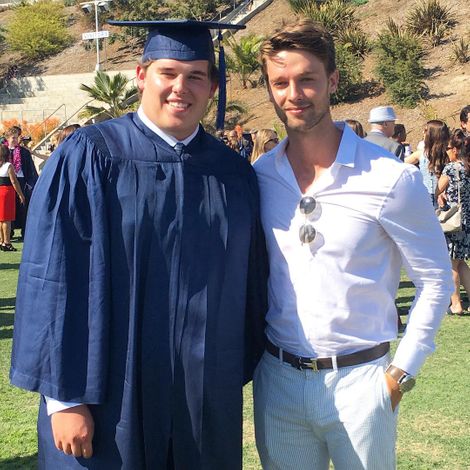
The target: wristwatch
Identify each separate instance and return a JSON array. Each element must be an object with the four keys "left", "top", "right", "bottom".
[{"left": 385, "top": 364, "right": 416, "bottom": 393}]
